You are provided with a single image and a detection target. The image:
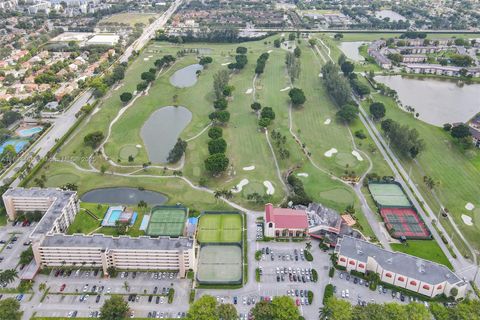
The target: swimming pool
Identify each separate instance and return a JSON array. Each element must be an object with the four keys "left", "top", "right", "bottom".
[
  {"left": 18, "top": 127, "right": 43, "bottom": 137},
  {"left": 108, "top": 209, "right": 122, "bottom": 224},
  {"left": 0, "top": 139, "right": 29, "bottom": 154}
]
